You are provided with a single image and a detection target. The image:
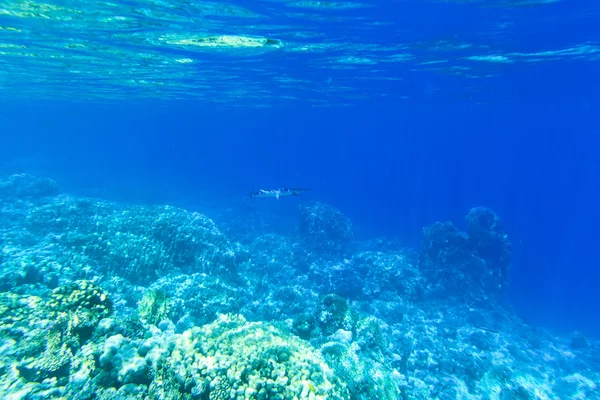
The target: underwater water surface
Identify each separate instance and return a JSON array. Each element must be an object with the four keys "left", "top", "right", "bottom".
[{"left": 1, "top": 0, "right": 600, "bottom": 399}]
